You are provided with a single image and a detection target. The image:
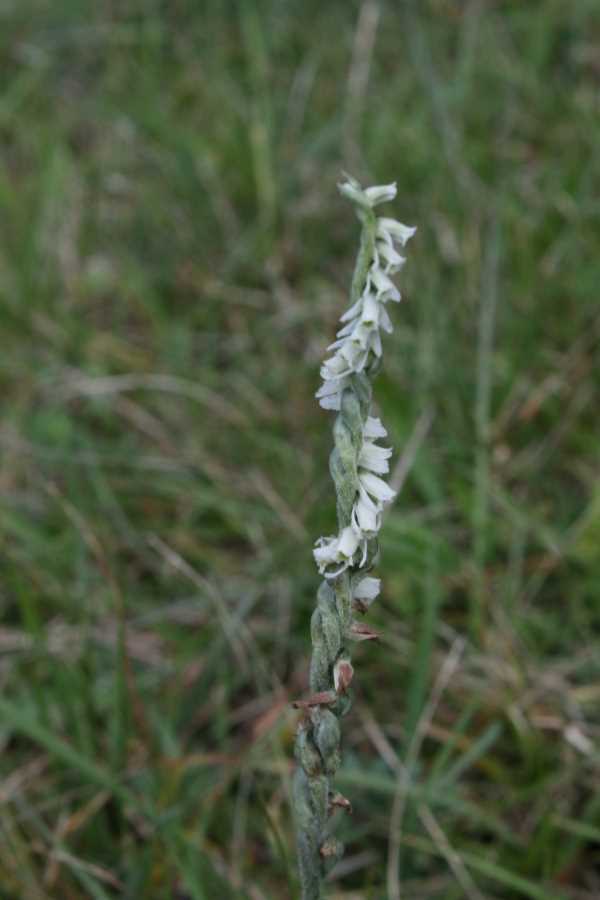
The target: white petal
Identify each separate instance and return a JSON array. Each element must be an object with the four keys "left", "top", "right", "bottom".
[
  {"left": 350, "top": 321, "right": 374, "bottom": 350},
  {"left": 339, "top": 296, "right": 364, "bottom": 323},
  {"left": 352, "top": 493, "right": 379, "bottom": 534},
  {"left": 313, "top": 531, "right": 357, "bottom": 577},
  {"left": 370, "top": 268, "right": 400, "bottom": 301},
  {"left": 364, "top": 416, "right": 387, "bottom": 439},
  {"left": 316, "top": 376, "right": 346, "bottom": 410},
  {"left": 337, "top": 343, "right": 367, "bottom": 374},
  {"left": 316, "top": 376, "right": 346, "bottom": 397},
  {"left": 379, "top": 305, "right": 393, "bottom": 333},
  {"left": 360, "top": 471, "right": 397, "bottom": 504},
  {"left": 338, "top": 526, "right": 359, "bottom": 558},
  {"left": 356, "top": 350, "right": 370, "bottom": 372},
  {"left": 377, "top": 217, "right": 417, "bottom": 247},
  {"left": 357, "top": 484, "right": 378, "bottom": 512},
  {"left": 368, "top": 328, "right": 382, "bottom": 358},
  {"left": 336, "top": 319, "right": 358, "bottom": 339},
  {"left": 319, "top": 392, "right": 342, "bottom": 411},
  {"left": 359, "top": 441, "right": 392, "bottom": 474},
  {"left": 376, "top": 239, "right": 406, "bottom": 271},
  {"left": 364, "top": 182, "right": 397, "bottom": 206},
  {"left": 338, "top": 179, "right": 370, "bottom": 208},
  {"left": 321, "top": 354, "right": 348, "bottom": 379},
  {"left": 340, "top": 340, "right": 361, "bottom": 365},
  {"left": 313, "top": 536, "right": 338, "bottom": 565},
  {"left": 360, "top": 293, "right": 379, "bottom": 326},
  {"left": 322, "top": 560, "right": 351, "bottom": 579},
  {"left": 354, "top": 576, "right": 381, "bottom": 601},
  {"left": 358, "top": 536, "right": 368, "bottom": 567}
]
